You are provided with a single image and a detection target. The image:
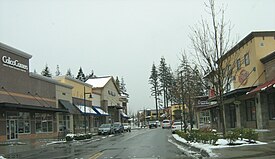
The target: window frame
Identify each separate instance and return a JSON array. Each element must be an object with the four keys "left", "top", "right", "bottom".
[
  {"left": 237, "top": 58, "right": 241, "bottom": 70},
  {"left": 244, "top": 53, "right": 250, "bottom": 66}
]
